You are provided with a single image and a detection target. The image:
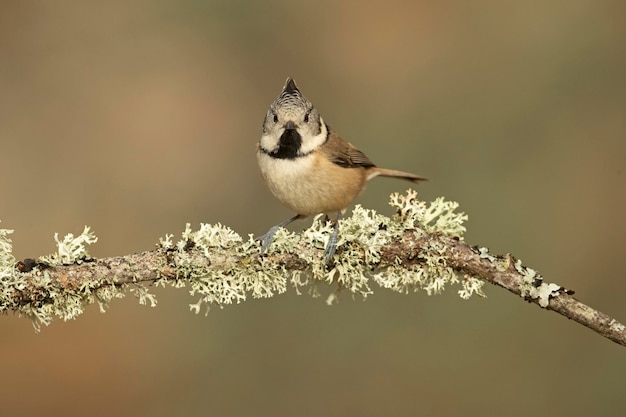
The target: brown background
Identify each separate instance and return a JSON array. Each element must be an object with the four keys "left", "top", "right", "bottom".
[{"left": 1, "top": 1, "right": 625, "bottom": 416}]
